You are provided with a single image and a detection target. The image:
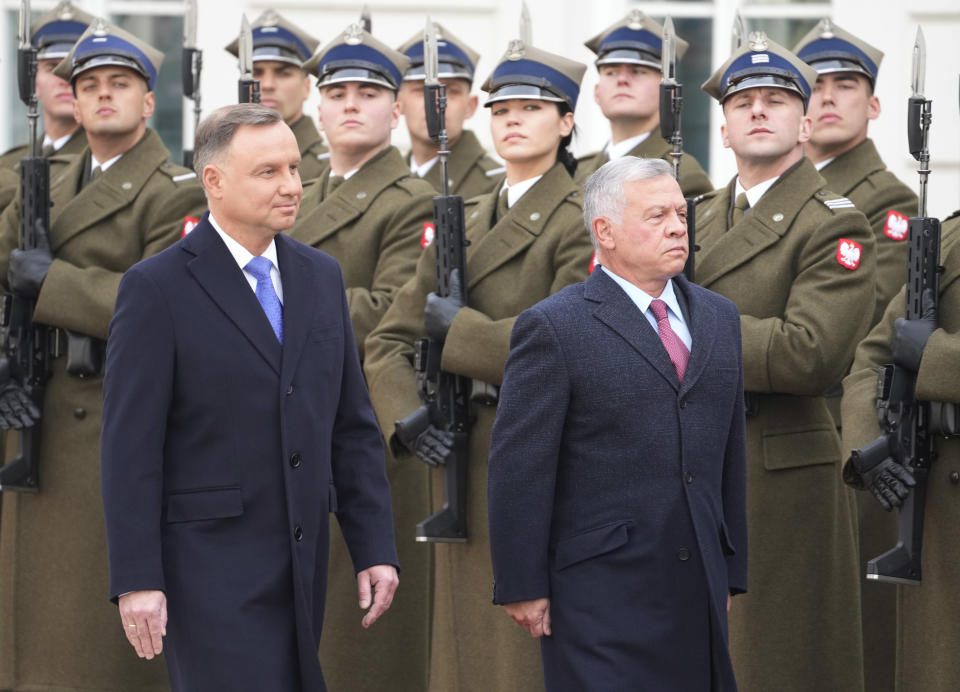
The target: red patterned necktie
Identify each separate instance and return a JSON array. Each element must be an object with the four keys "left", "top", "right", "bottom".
[{"left": 650, "top": 299, "right": 689, "bottom": 382}]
